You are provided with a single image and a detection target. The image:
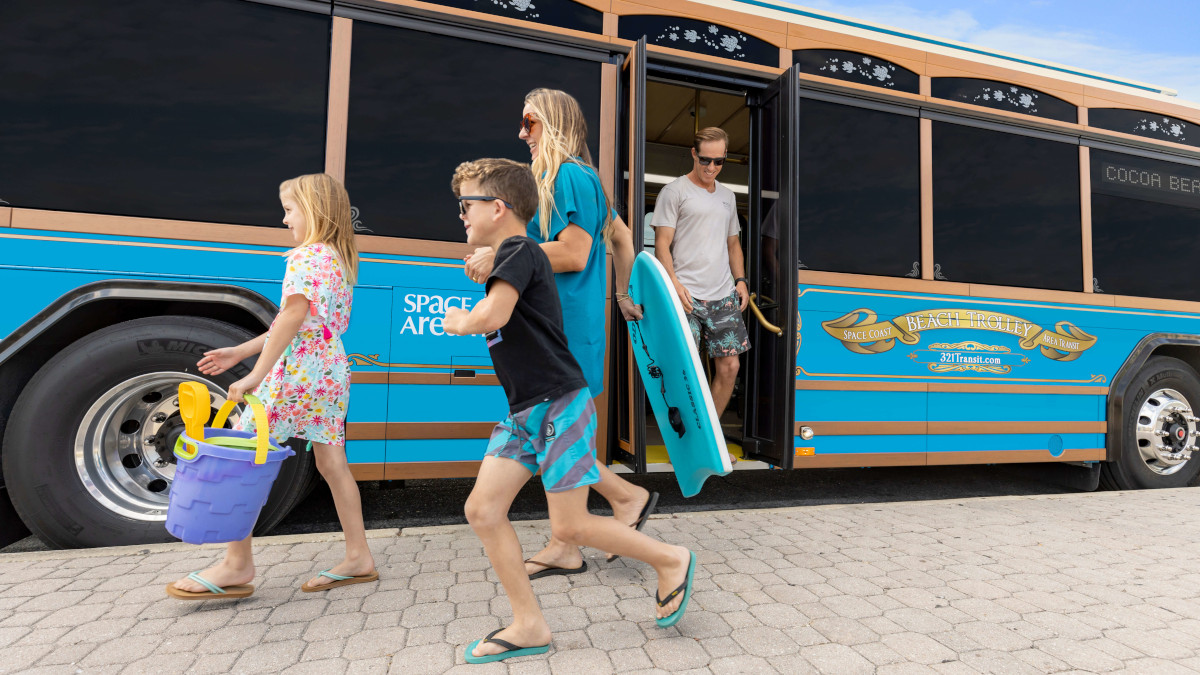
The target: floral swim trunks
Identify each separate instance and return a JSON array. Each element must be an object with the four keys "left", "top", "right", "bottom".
[{"left": 687, "top": 291, "right": 752, "bottom": 358}]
